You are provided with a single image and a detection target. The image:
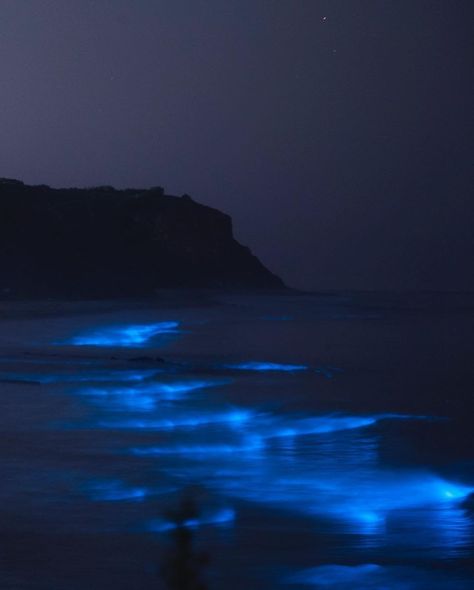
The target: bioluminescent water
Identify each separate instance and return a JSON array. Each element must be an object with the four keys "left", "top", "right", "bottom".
[
  {"left": 86, "top": 480, "right": 149, "bottom": 502},
  {"left": 287, "top": 564, "right": 383, "bottom": 586},
  {"left": 286, "top": 563, "right": 472, "bottom": 590},
  {"left": 0, "top": 368, "right": 161, "bottom": 384},
  {"left": 128, "top": 409, "right": 470, "bottom": 536},
  {"left": 131, "top": 437, "right": 265, "bottom": 457},
  {"left": 98, "top": 408, "right": 254, "bottom": 431},
  {"left": 76, "top": 379, "right": 222, "bottom": 415},
  {"left": 286, "top": 564, "right": 474, "bottom": 589},
  {"left": 148, "top": 507, "right": 236, "bottom": 532},
  {"left": 65, "top": 321, "right": 180, "bottom": 347},
  {"left": 0, "top": 294, "right": 473, "bottom": 589},
  {"left": 226, "top": 361, "right": 308, "bottom": 372}
]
